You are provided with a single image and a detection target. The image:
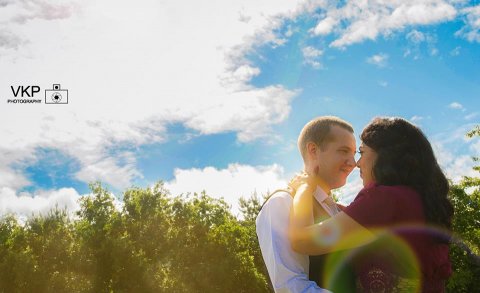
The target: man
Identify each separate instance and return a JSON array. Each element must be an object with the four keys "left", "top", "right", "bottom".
[{"left": 256, "top": 116, "right": 356, "bottom": 292}]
